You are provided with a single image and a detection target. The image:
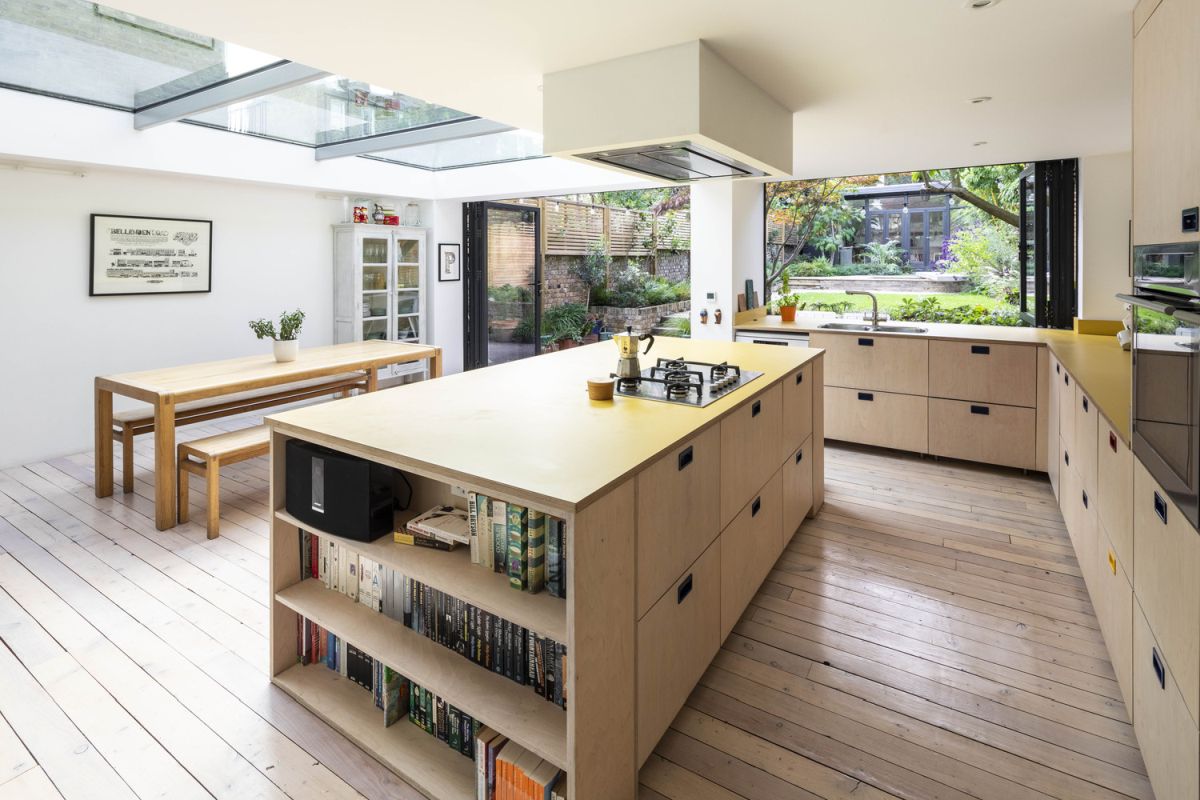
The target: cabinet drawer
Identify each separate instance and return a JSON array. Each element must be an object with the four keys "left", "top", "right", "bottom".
[
  {"left": 636, "top": 537, "right": 721, "bottom": 766},
  {"left": 1058, "top": 368, "right": 1076, "bottom": 456},
  {"left": 1133, "top": 459, "right": 1200, "bottom": 723},
  {"left": 928, "top": 398, "right": 1036, "bottom": 470},
  {"left": 720, "top": 383, "right": 782, "bottom": 529},
  {"left": 1097, "top": 418, "right": 1134, "bottom": 572},
  {"left": 783, "top": 436, "right": 814, "bottom": 546},
  {"left": 809, "top": 332, "right": 928, "bottom": 395},
  {"left": 1133, "top": 601, "right": 1200, "bottom": 800},
  {"left": 781, "top": 365, "right": 813, "bottom": 464},
  {"left": 721, "top": 470, "right": 783, "bottom": 641},
  {"left": 928, "top": 340, "right": 1038, "bottom": 407},
  {"left": 1074, "top": 385, "right": 1099, "bottom": 497},
  {"left": 1095, "top": 524, "right": 1134, "bottom": 713},
  {"left": 825, "top": 387, "right": 928, "bottom": 454},
  {"left": 1059, "top": 458, "right": 1082, "bottom": 555},
  {"left": 636, "top": 424, "right": 721, "bottom": 619},
  {"left": 1047, "top": 355, "right": 1061, "bottom": 498}
]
